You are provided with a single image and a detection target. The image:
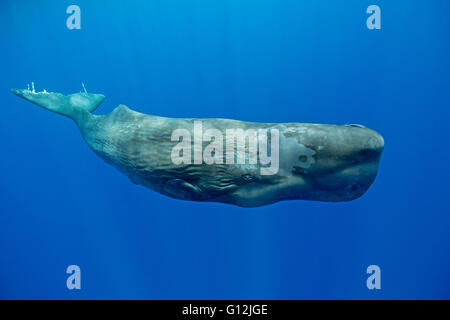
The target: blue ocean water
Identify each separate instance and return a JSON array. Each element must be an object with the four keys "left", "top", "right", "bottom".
[{"left": 0, "top": 0, "right": 449, "bottom": 299}]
